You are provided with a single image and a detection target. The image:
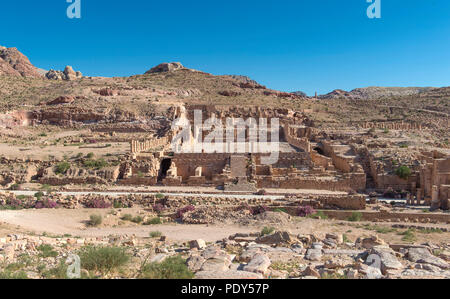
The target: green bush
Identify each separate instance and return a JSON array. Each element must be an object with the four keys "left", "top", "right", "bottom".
[
  {"left": 83, "top": 158, "right": 108, "bottom": 169},
  {"left": 34, "top": 191, "right": 45, "bottom": 199},
  {"left": 79, "top": 246, "right": 130, "bottom": 275},
  {"left": 308, "top": 211, "right": 328, "bottom": 220},
  {"left": 37, "top": 244, "right": 58, "bottom": 258},
  {"left": 121, "top": 214, "right": 133, "bottom": 221},
  {"left": 155, "top": 193, "right": 165, "bottom": 199},
  {"left": 149, "top": 231, "right": 162, "bottom": 238},
  {"left": 86, "top": 152, "right": 95, "bottom": 159},
  {"left": 139, "top": 256, "right": 194, "bottom": 279},
  {"left": 347, "top": 212, "right": 363, "bottom": 222},
  {"left": 9, "top": 183, "right": 20, "bottom": 191},
  {"left": 261, "top": 226, "right": 275, "bottom": 236},
  {"left": 144, "top": 217, "right": 162, "bottom": 225},
  {"left": 395, "top": 166, "right": 412, "bottom": 180},
  {"left": 41, "top": 261, "right": 68, "bottom": 279},
  {"left": 0, "top": 270, "right": 28, "bottom": 279},
  {"left": 89, "top": 214, "right": 103, "bottom": 227},
  {"left": 131, "top": 216, "right": 144, "bottom": 224},
  {"left": 399, "top": 229, "right": 417, "bottom": 243},
  {"left": 55, "top": 162, "right": 71, "bottom": 174}
]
